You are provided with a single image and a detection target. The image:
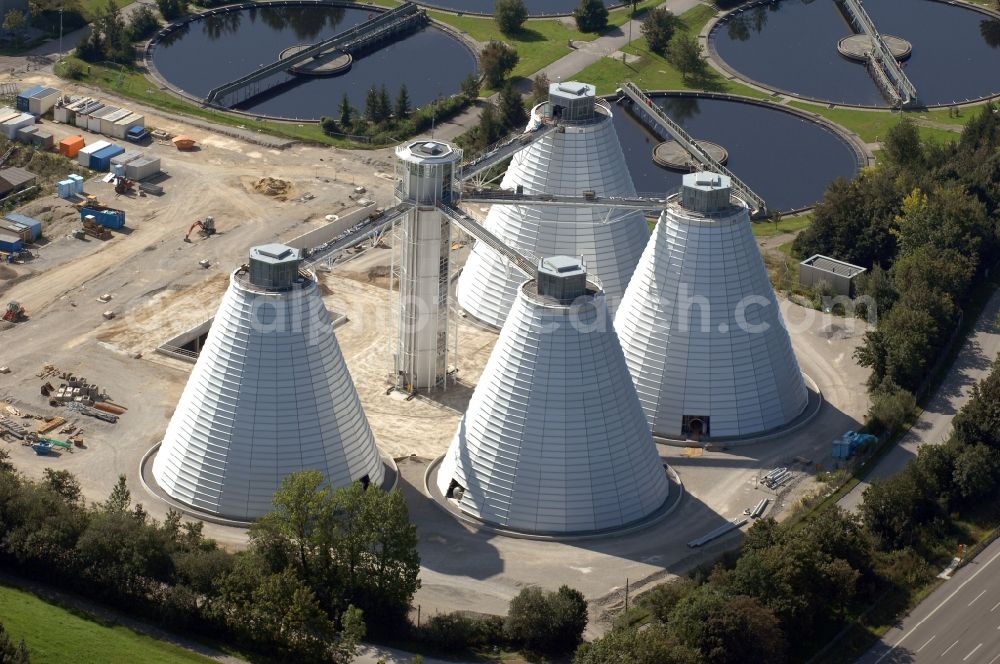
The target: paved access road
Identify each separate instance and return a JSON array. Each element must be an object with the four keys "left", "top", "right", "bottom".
[
  {"left": 840, "top": 288, "right": 1000, "bottom": 512},
  {"left": 859, "top": 537, "right": 1000, "bottom": 664}
]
